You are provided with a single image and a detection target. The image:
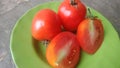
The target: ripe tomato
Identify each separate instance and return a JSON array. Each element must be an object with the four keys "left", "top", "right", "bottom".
[
  {"left": 46, "top": 32, "right": 80, "bottom": 68},
  {"left": 58, "top": 0, "right": 86, "bottom": 31},
  {"left": 32, "top": 9, "right": 62, "bottom": 41},
  {"left": 77, "top": 18, "right": 104, "bottom": 54}
]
